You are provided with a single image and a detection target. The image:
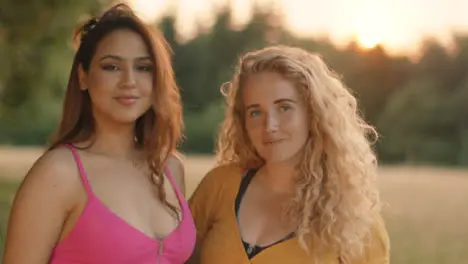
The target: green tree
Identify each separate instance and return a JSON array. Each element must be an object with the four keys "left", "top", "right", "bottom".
[{"left": 0, "top": 0, "right": 111, "bottom": 144}]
